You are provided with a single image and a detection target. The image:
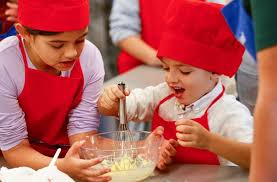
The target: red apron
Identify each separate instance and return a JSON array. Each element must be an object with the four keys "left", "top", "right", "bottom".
[
  {"left": 152, "top": 87, "right": 225, "bottom": 165},
  {"left": 117, "top": 0, "right": 172, "bottom": 74},
  {"left": 17, "top": 35, "right": 84, "bottom": 157}
]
